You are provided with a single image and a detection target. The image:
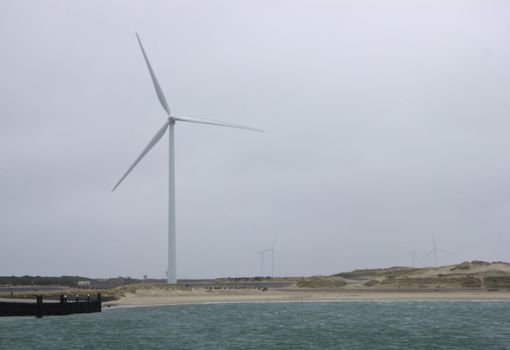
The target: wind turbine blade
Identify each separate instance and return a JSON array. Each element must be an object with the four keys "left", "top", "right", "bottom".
[
  {"left": 437, "top": 247, "right": 454, "bottom": 255},
  {"left": 112, "top": 121, "right": 170, "bottom": 191},
  {"left": 174, "top": 115, "right": 264, "bottom": 132},
  {"left": 136, "top": 33, "right": 171, "bottom": 115},
  {"left": 422, "top": 249, "right": 435, "bottom": 259}
]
